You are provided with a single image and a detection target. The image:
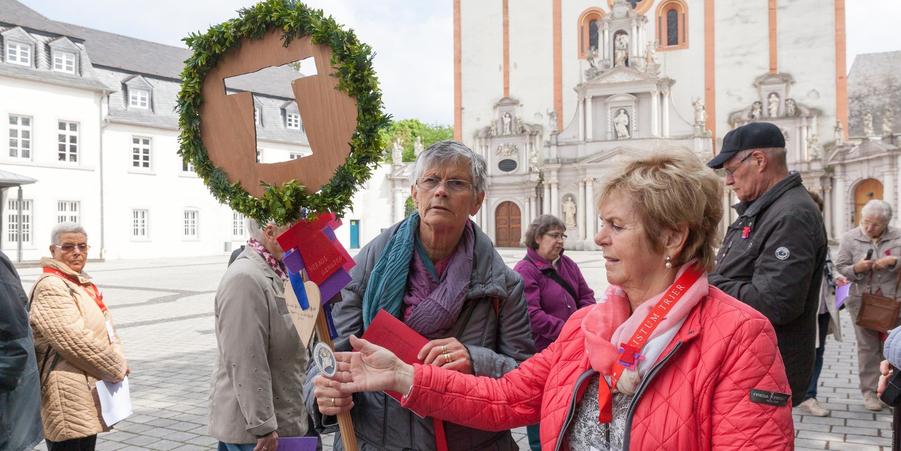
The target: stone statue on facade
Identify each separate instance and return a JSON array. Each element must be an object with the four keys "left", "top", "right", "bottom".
[
  {"left": 587, "top": 48, "right": 599, "bottom": 69},
  {"left": 562, "top": 196, "right": 577, "bottom": 229},
  {"left": 391, "top": 138, "right": 403, "bottom": 164},
  {"left": 767, "top": 92, "right": 780, "bottom": 117},
  {"left": 784, "top": 98, "right": 797, "bottom": 117},
  {"left": 863, "top": 111, "right": 874, "bottom": 137},
  {"left": 807, "top": 133, "right": 821, "bottom": 159},
  {"left": 613, "top": 108, "right": 631, "bottom": 139},
  {"left": 614, "top": 33, "right": 629, "bottom": 67},
  {"left": 645, "top": 41, "right": 657, "bottom": 66},
  {"left": 834, "top": 120, "right": 844, "bottom": 145},
  {"left": 692, "top": 98, "right": 707, "bottom": 130},
  {"left": 749, "top": 101, "right": 762, "bottom": 120},
  {"left": 413, "top": 136, "right": 424, "bottom": 157},
  {"left": 883, "top": 107, "right": 894, "bottom": 136},
  {"left": 502, "top": 112, "right": 513, "bottom": 135}
]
